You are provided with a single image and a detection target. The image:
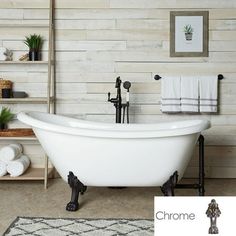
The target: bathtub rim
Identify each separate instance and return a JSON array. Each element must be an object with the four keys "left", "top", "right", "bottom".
[{"left": 17, "top": 111, "right": 210, "bottom": 139}]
